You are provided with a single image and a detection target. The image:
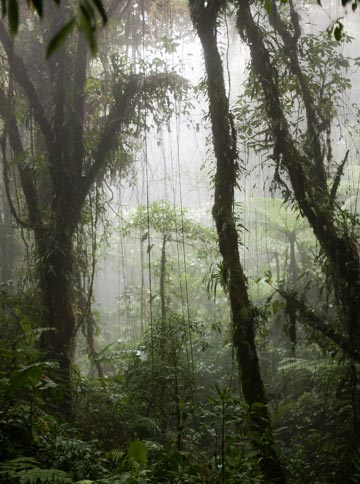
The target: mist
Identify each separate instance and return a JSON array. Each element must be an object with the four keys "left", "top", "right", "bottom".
[{"left": 1, "top": 0, "right": 360, "bottom": 482}]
